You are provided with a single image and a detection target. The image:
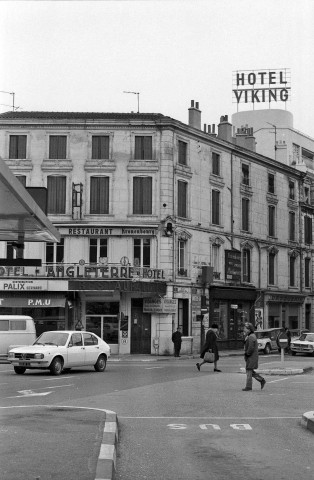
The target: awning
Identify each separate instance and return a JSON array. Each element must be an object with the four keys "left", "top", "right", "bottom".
[
  {"left": 0, "top": 293, "right": 66, "bottom": 308},
  {"left": 209, "top": 285, "right": 257, "bottom": 301},
  {"left": 69, "top": 280, "right": 167, "bottom": 295},
  {"left": 0, "top": 158, "right": 60, "bottom": 243}
]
